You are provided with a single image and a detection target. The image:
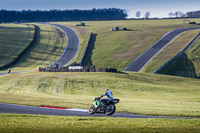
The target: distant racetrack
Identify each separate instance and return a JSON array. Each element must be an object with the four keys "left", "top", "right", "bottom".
[
  {"left": 124, "top": 27, "right": 200, "bottom": 72},
  {"left": 0, "top": 71, "right": 27, "bottom": 76},
  {"left": 50, "top": 24, "right": 80, "bottom": 66},
  {"left": 0, "top": 24, "right": 79, "bottom": 75},
  {"left": 0, "top": 103, "right": 199, "bottom": 119}
]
